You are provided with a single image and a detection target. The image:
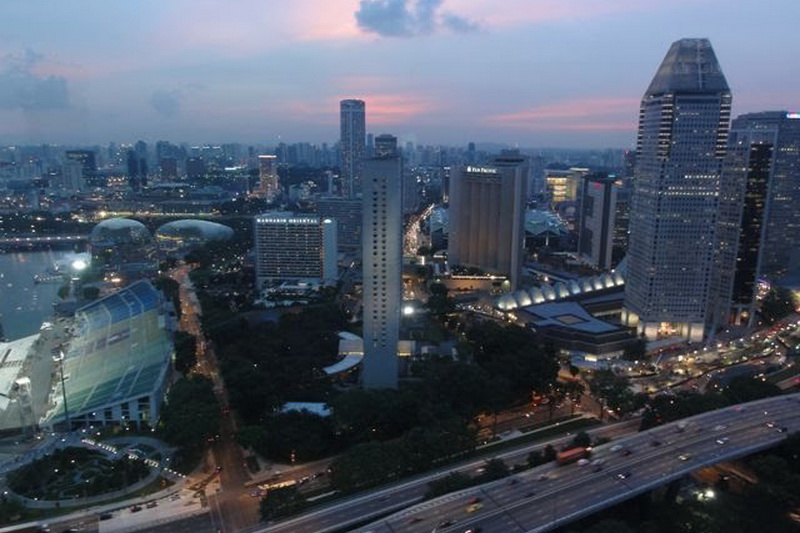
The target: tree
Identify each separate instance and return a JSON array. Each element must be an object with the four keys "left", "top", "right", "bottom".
[
  {"left": 622, "top": 337, "right": 648, "bottom": 362},
  {"left": 527, "top": 450, "right": 546, "bottom": 467},
  {"left": 426, "top": 472, "right": 471, "bottom": 499},
  {"left": 723, "top": 376, "right": 781, "bottom": 404},
  {"left": 173, "top": 331, "right": 197, "bottom": 375},
  {"left": 81, "top": 286, "right": 100, "bottom": 301},
  {"left": 159, "top": 376, "right": 220, "bottom": 451},
  {"left": 588, "top": 369, "right": 641, "bottom": 420},
  {"left": 477, "top": 458, "right": 509, "bottom": 482},
  {"left": 259, "top": 486, "right": 307, "bottom": 521},
  {"left": 562, "top": 380, "right": 585, "bottom": 415},
  {"left": 257, "top": 411, "right": 338, "bottom": 463},
  {"left": 760, "top": 286, "right": 796, "bottom": 325},
  {"left": 426, "top": 282, "right": 455, "bottom": 317},
  {"left": 543, "top": 444, "right": 557, "bottom": 462},
  {"left": 154, "top": 277, "right": 182, "bottom": 318},
  {"left": 570, "top": 431, "right": 591, "bottom": 448}
]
